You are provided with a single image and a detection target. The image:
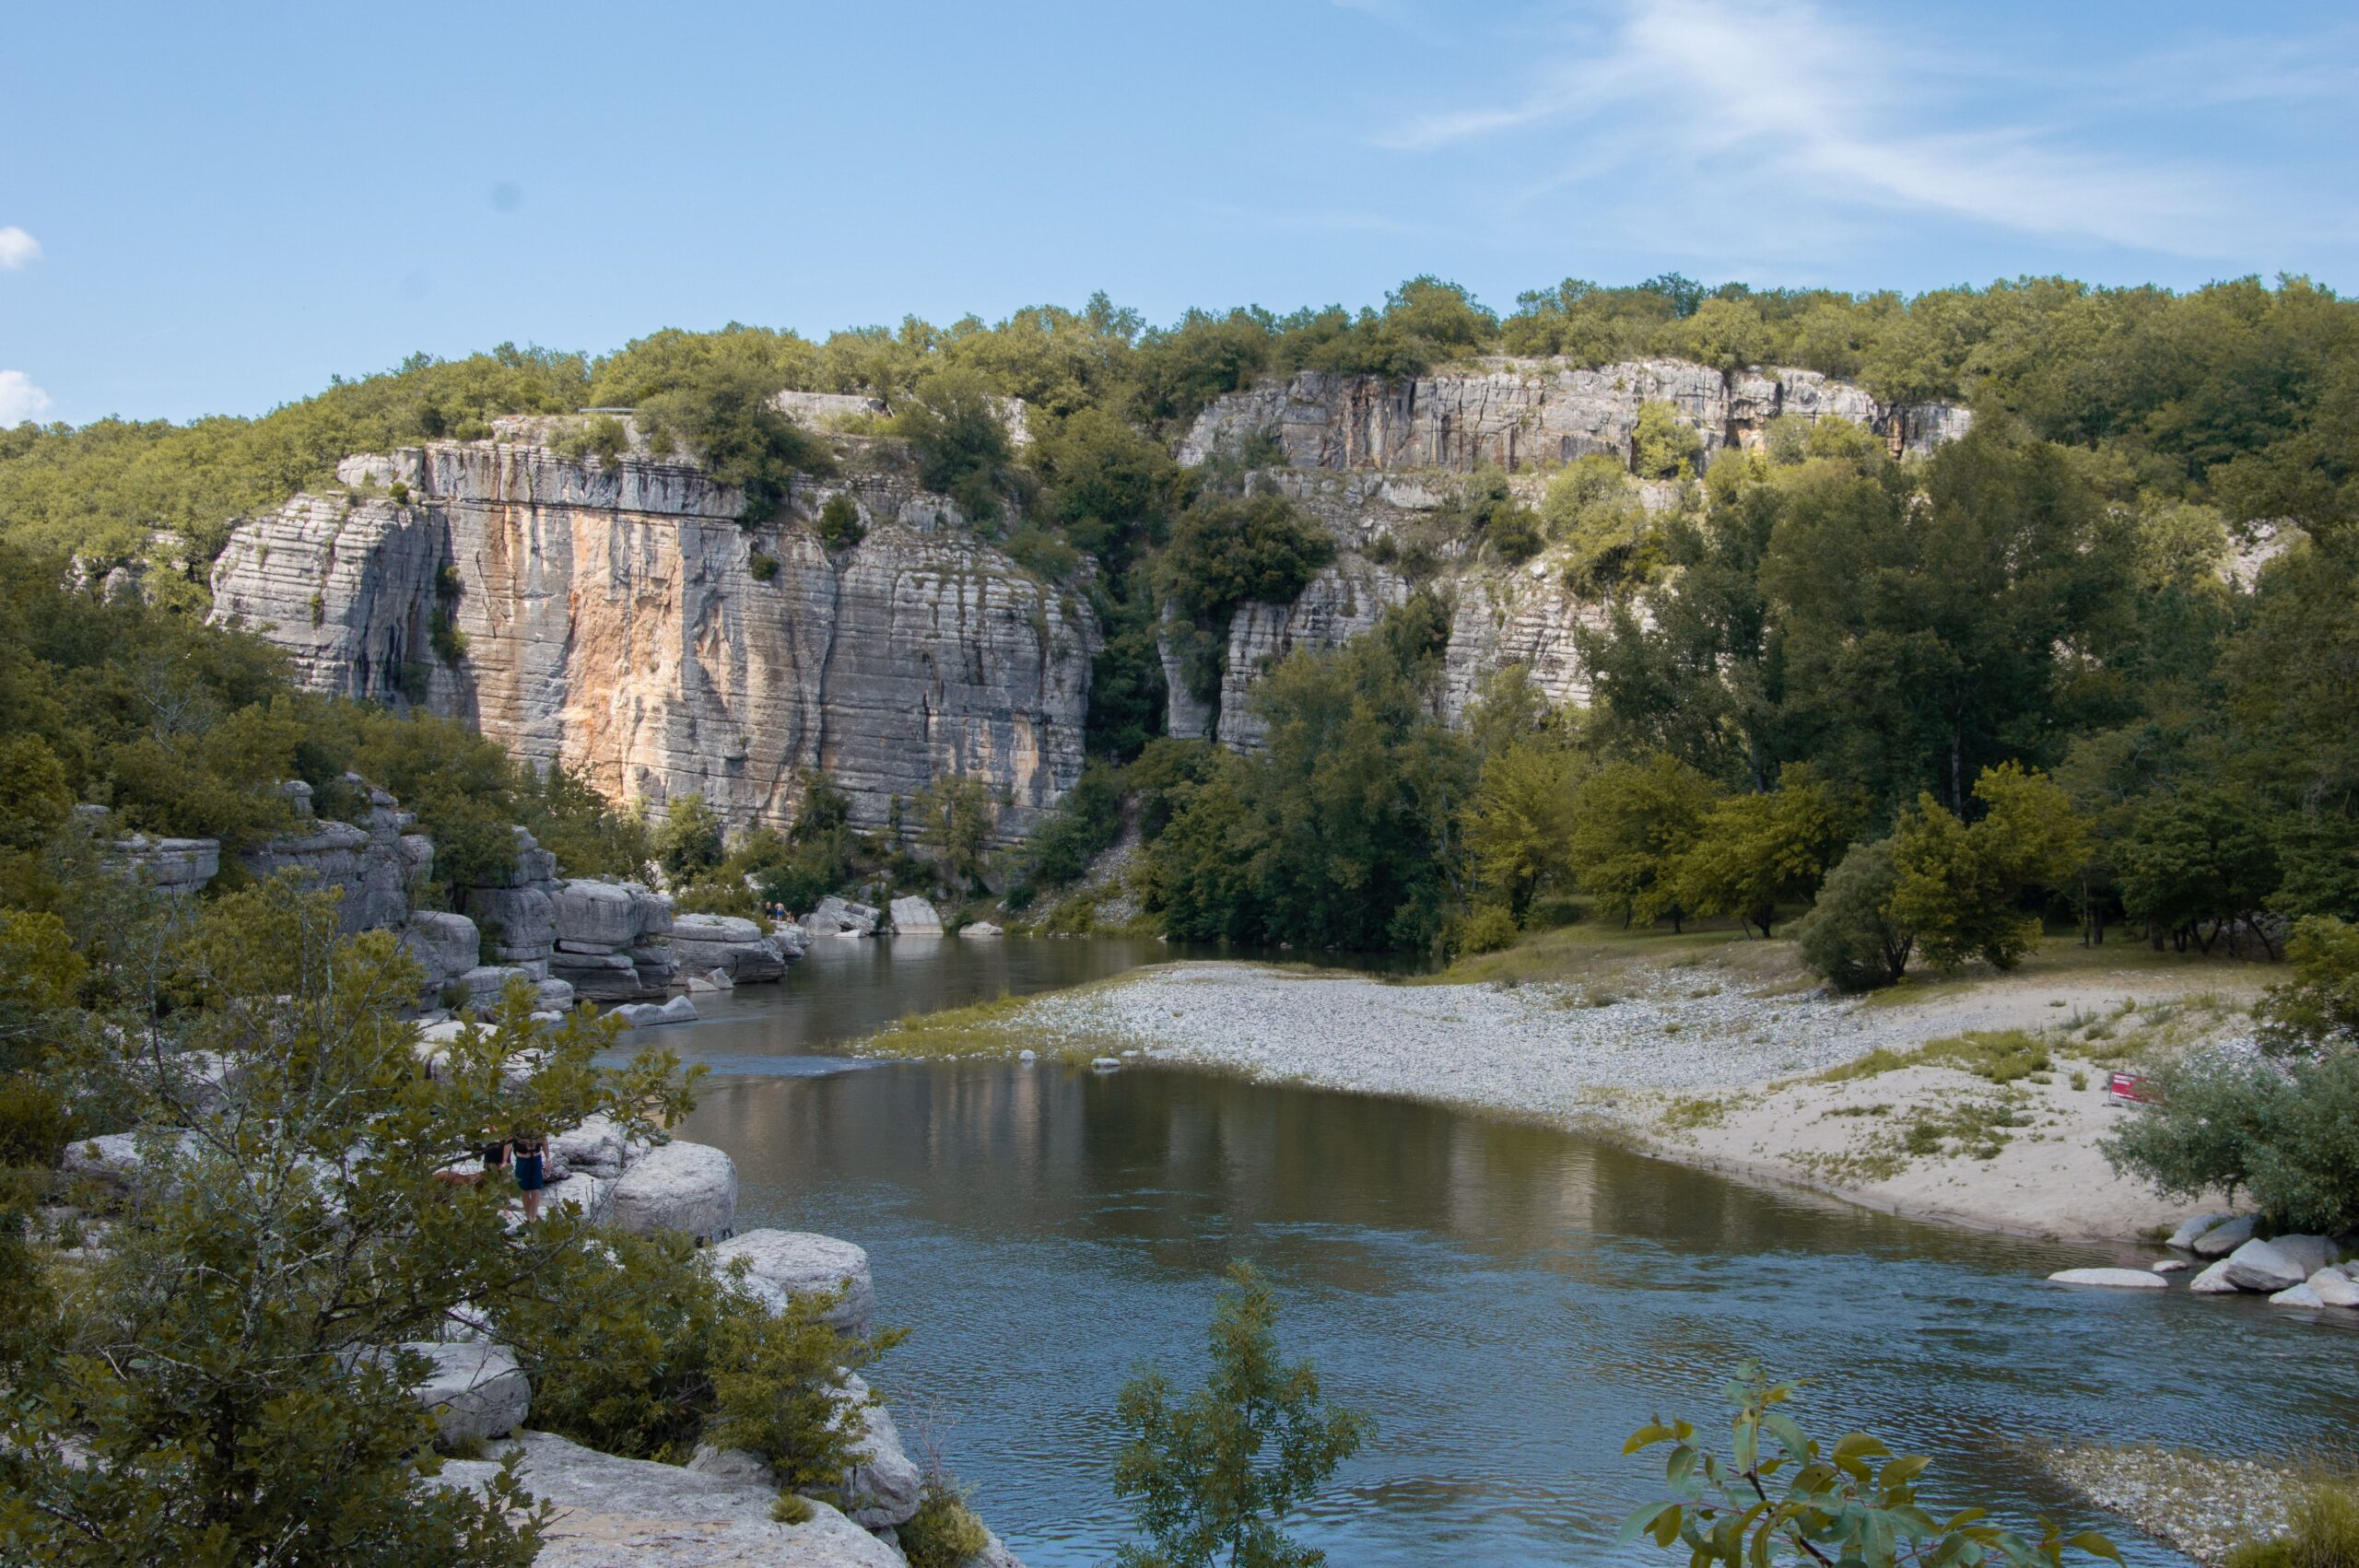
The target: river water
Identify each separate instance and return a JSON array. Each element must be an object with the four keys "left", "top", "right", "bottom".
[{"left": 666, "top": 937, "right": 2357, "bottom": 1566}]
